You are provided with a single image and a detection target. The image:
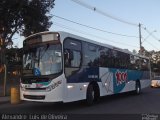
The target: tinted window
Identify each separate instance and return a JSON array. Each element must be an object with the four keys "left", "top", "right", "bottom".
[
  {"left": 71, "top": 50, "right": 81, "bottom": 67},
  {"left": 119, "top": 52, "right": 130, "bottom": 69},
  {"left": 64, "top": 38, "right": 81, "bottom": 51},
  {"left": 99, "top": 47, "right": 110, "bottom": 67},
  {"left": 130, "top": 55, "right": 146, "bottom": 70},
  {"left": 64, "top": 38, "right": 82, "bottom": 77},
  {"left": 141, "top": 58, "right": 149, "bottom": 70},
  {"left": 83, "top": 43, "right": 99, "bottom": 67}
]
